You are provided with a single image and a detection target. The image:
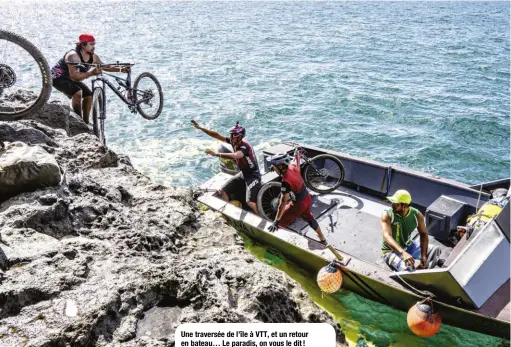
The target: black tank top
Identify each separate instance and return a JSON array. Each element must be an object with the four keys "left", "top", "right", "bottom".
[{"left": 51, "top": 48, "right": 93, "bottom": 78}]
